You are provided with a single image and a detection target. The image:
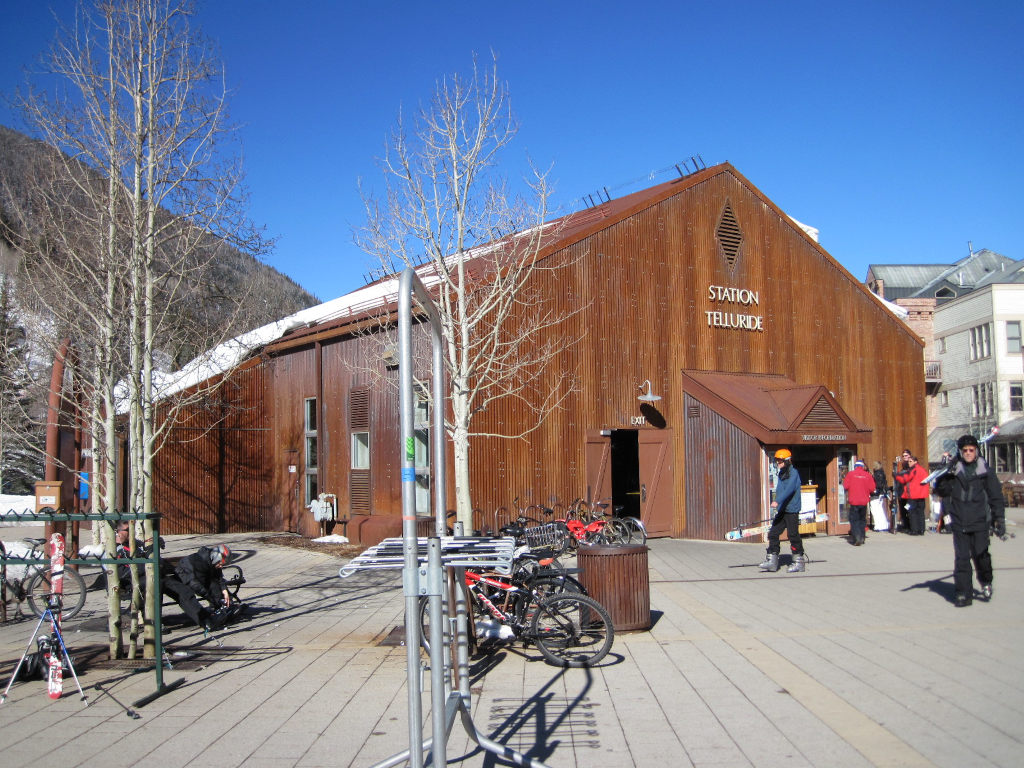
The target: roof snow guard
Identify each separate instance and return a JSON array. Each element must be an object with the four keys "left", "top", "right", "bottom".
[{"left": 681, "top": 370, "right": 872, "bottom": 445}]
